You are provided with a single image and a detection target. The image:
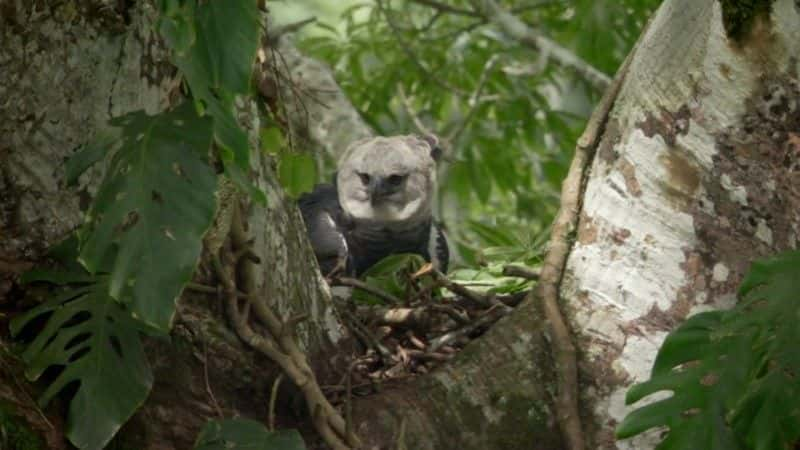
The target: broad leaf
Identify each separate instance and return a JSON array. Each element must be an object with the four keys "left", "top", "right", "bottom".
[
  {"left": 65, "top": 129, "right": 121, "bottom": 186},
  {"left": 354, "top": 254, "right": 427, "bottom": 304},
  {"left": 160, "top": 0, "right": 265, "bottom": 202},
  {"left": 278, "top": 152, "right": 318, "bottom": 198},
  {"left": 11, "top": 274, "right": 152, "bottom": 450},
  {"left": 194, "top": 419, "right": 306, "bottom": 450},
  {"left": 78, "top": 102, "right": 217, "bottom": 331},
  {"left": 618, "top": 251, "right": 800, "bottom": 449}
]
